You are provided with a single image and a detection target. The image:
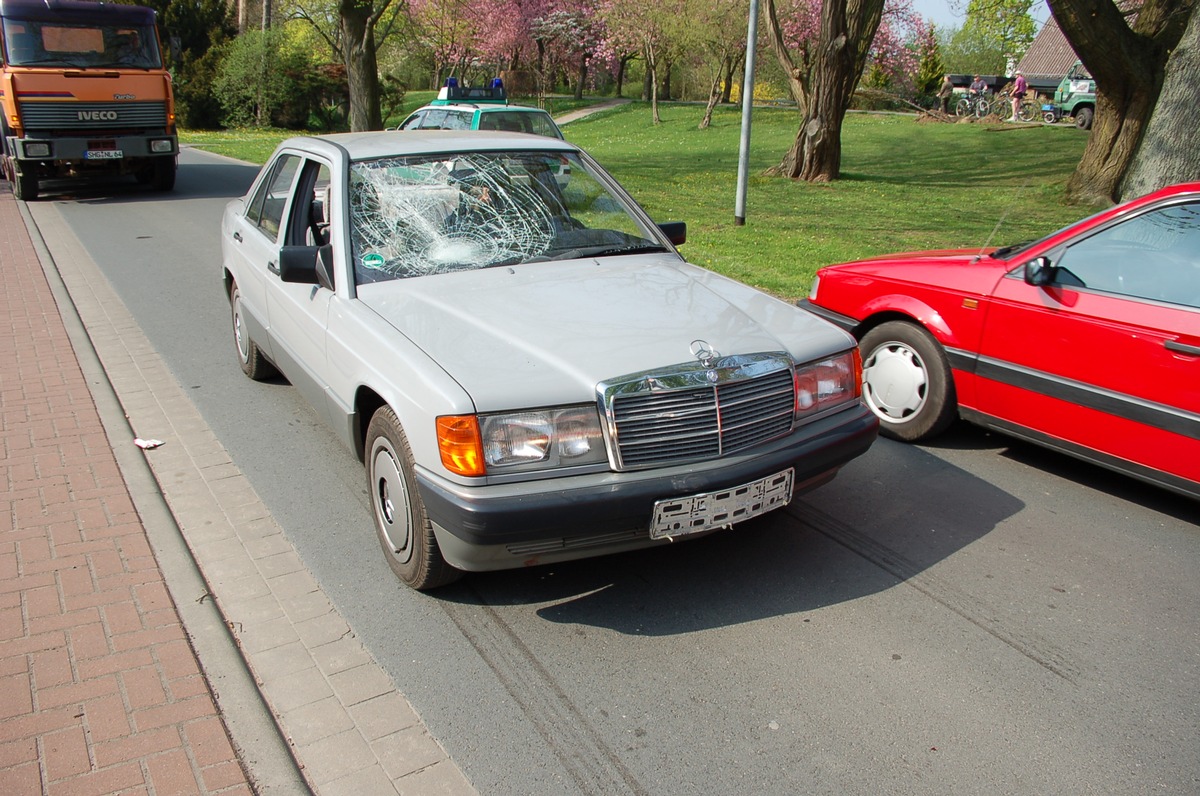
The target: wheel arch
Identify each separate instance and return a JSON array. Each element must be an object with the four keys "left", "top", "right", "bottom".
[
  {"left": 352, "top": 385, "right": 389, "bottom": 463},
  {"left": 850, "top": 296, "right": 956, "bottom": 348}
]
